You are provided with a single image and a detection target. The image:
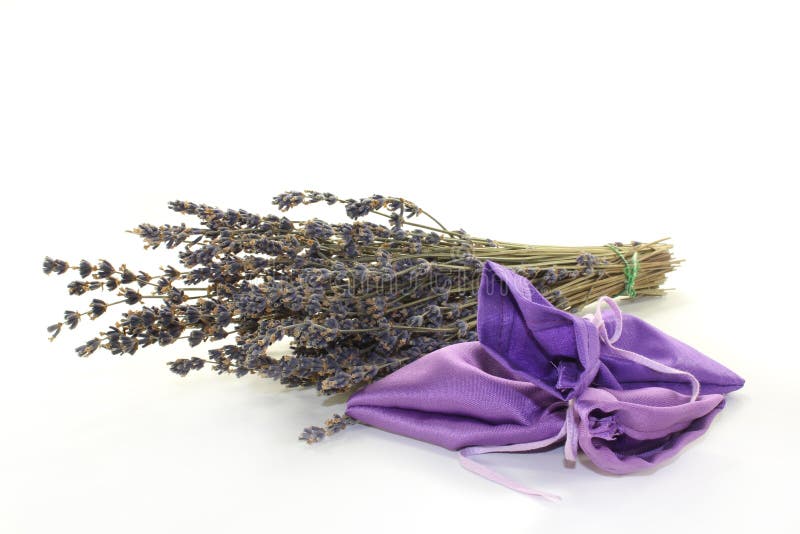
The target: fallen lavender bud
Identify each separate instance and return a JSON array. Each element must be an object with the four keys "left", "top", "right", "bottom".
[{"left": 299, "top": 414, "right": 358, "bottom": 444}]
